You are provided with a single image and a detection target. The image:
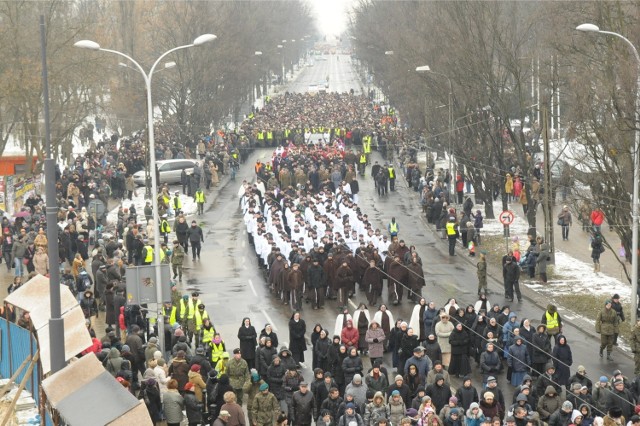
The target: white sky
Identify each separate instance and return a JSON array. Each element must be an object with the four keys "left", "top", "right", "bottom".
[{"left": 310, "top": 0, "right": 354, "bottom": 38}]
